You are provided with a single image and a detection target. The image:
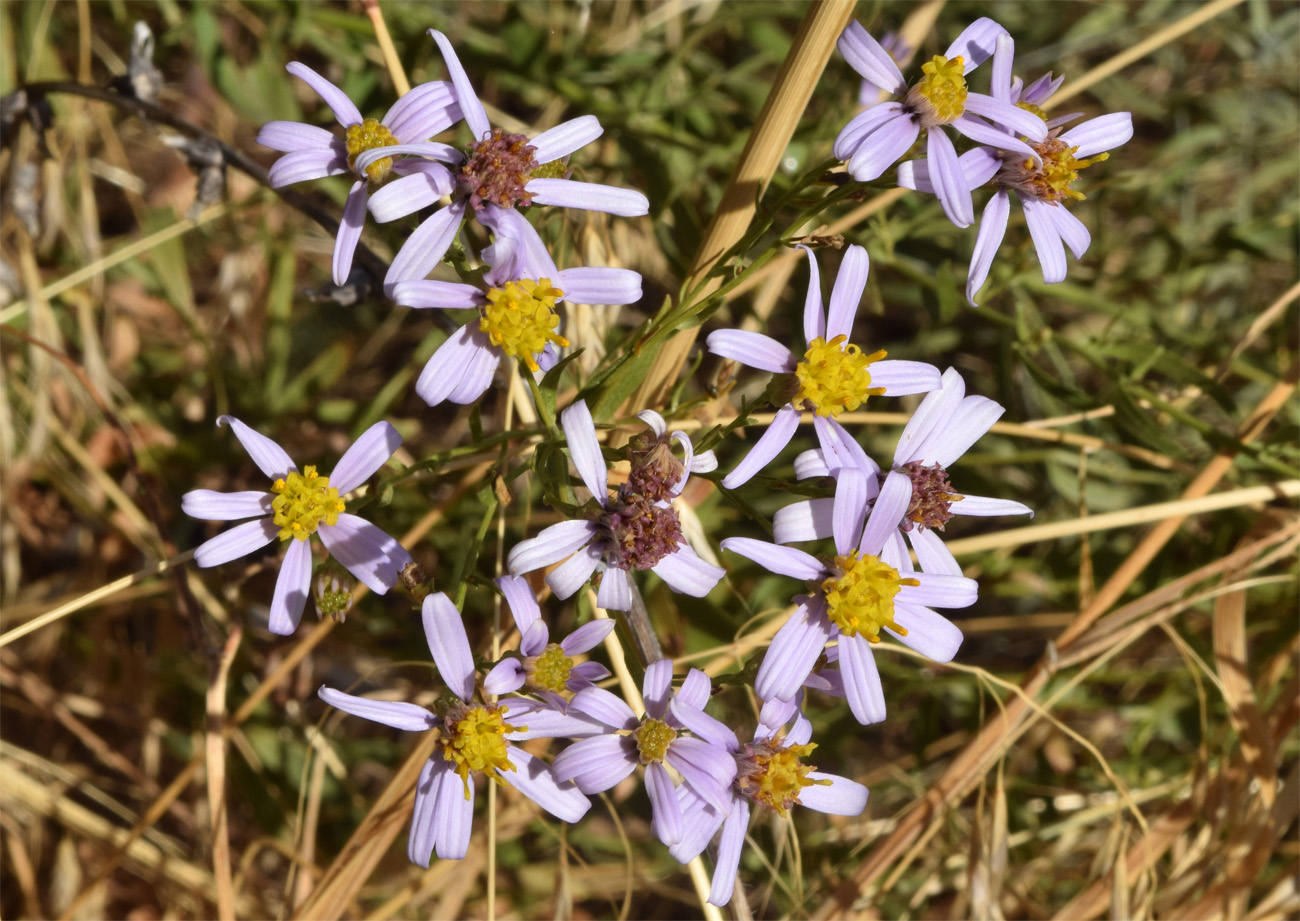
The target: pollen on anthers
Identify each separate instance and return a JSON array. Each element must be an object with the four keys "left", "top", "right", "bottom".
[
  {"left": 271, "top": 466, "right": 345, "bottom": 541},
  {"left": 820, "top": 550, "right": 919, "bottom": 642},
  {"left": 458, "top": 128, "right": 540, "bottom": 211},
  {"left": 440, "top": 701, "right": 518, "bottom": 798},
  {"left": 524, "top": 643, "right": 575, "bottom": 694},
  {"left": 345, "top": 118, "right": 398, "bottom": 182},
  {"left": 905, "top": 55, "right": 967, "bottom": 128},
  {"left": 793, "top": 336, "right": 887, "bottom": 418},
  {"left": 1000, "top": 135, "right": 1110, "bottom": 204},
  {"left": 479, "top": 278, "right": 569, "bottom": 372},
  {"left": 736, "top": 739, "right": 830, "bottom": 818}
]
